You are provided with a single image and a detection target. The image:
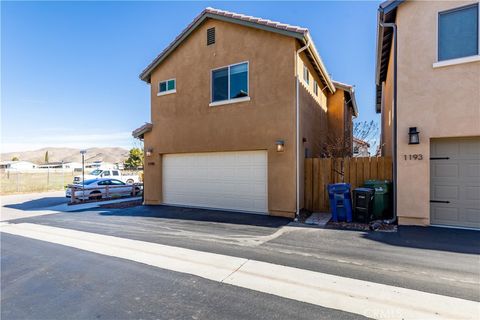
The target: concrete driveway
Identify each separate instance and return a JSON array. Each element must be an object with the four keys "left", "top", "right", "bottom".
[{"left": 1, "top": 191, "right": 67, "bottom": 221}]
